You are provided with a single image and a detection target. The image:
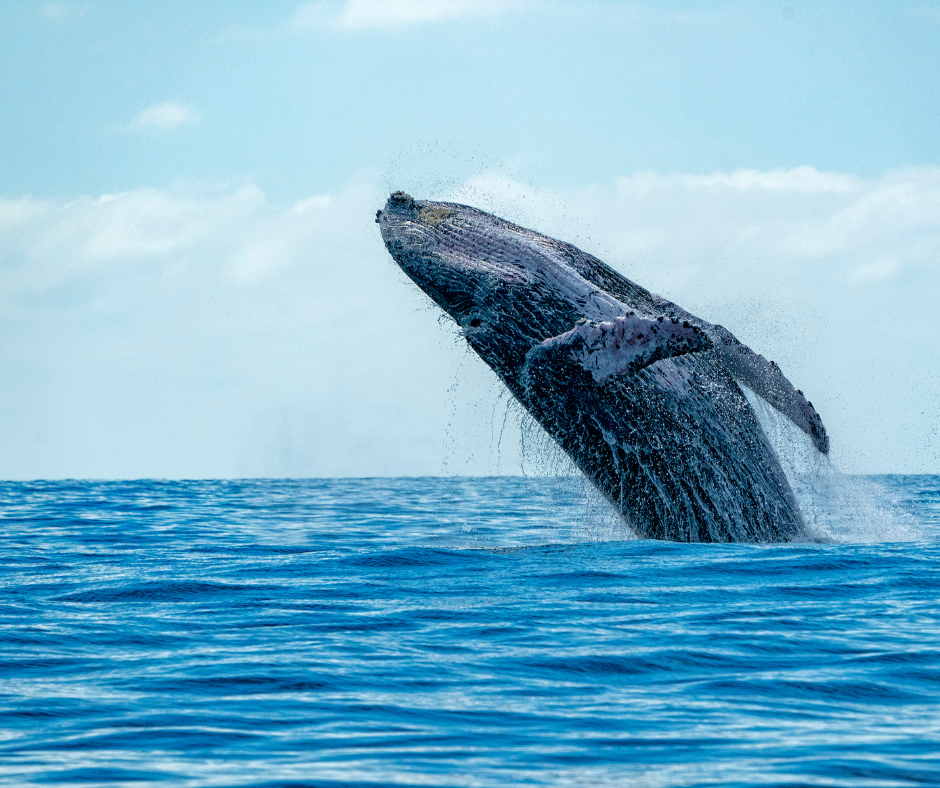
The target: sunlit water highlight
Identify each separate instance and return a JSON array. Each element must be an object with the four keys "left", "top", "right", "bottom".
[{"left": 1, "top": 476, "right": 939, "bottom": 787}]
